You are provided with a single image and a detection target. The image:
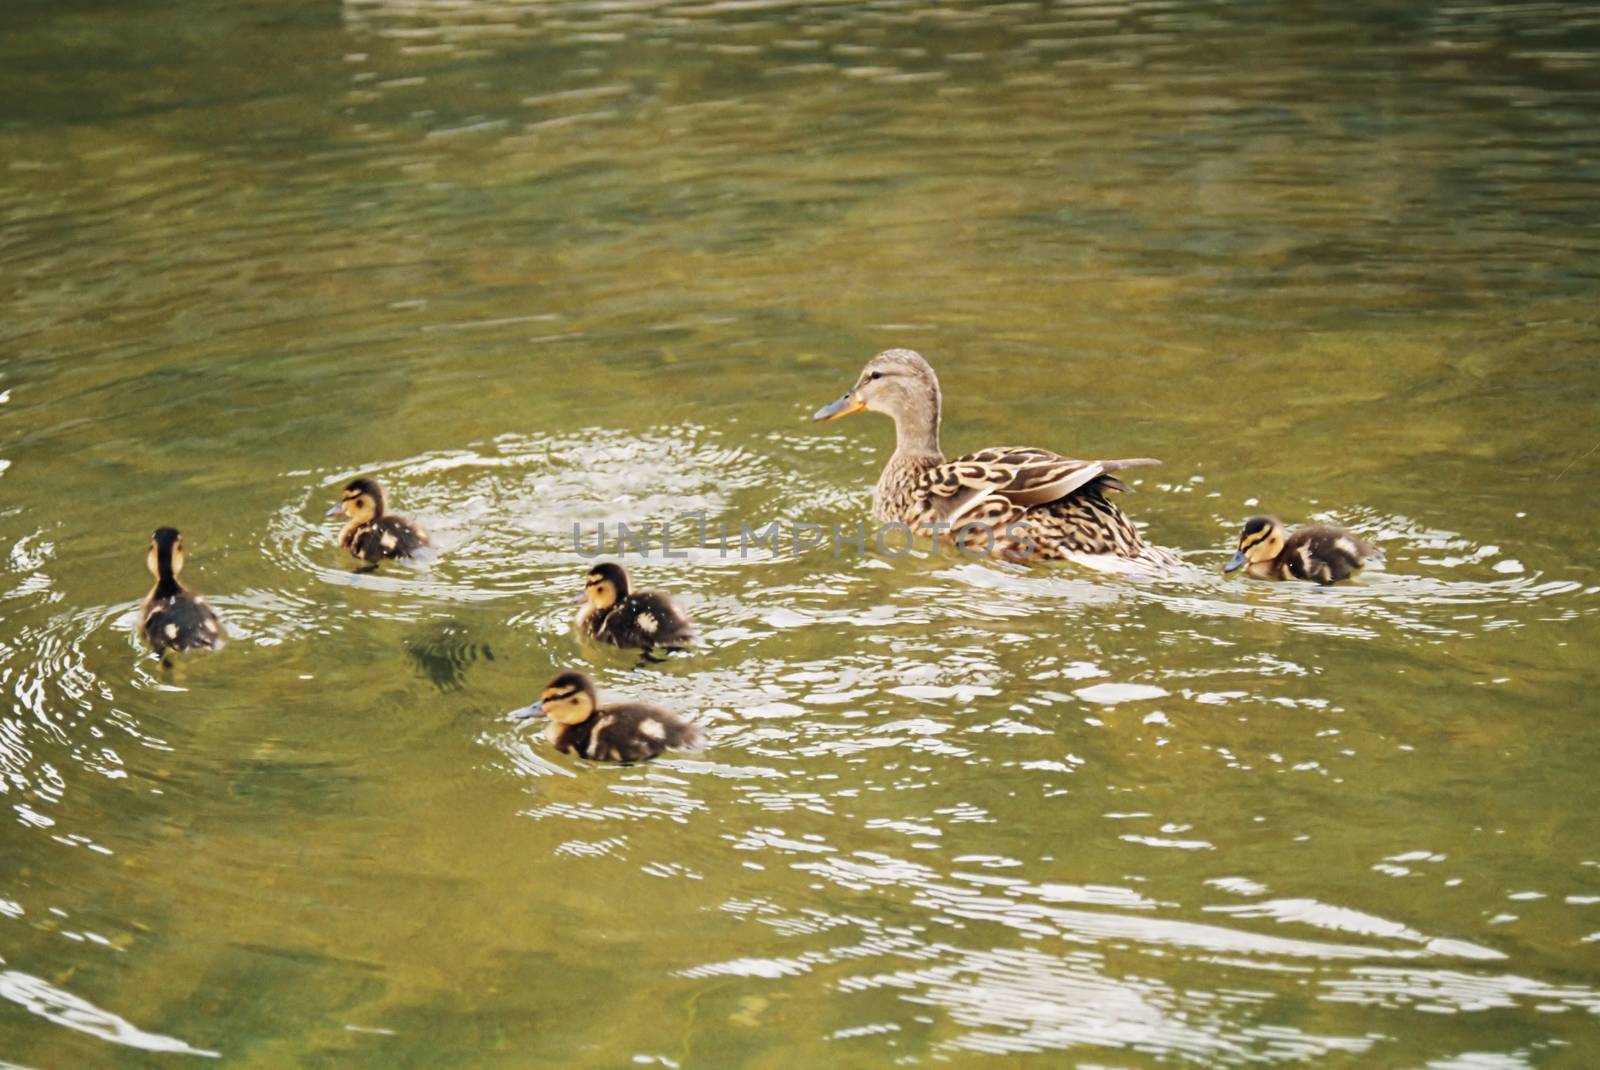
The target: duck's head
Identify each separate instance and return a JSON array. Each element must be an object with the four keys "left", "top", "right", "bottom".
[
  {"left": 812, "top": 348, "right": 941, "bottom": 437},
  {"left": 579, "top": 561, "right": 630, "bottom": 612},
  {"left": 1225, "top": 516, "right": 1286, "bottom": 574},
  {"left": 326, "top": 477, "right": 385, "bottom": 523},
  {"left": 148, "top": 527, "right": 185, "bottom": 580},
  {"left": 507, "top": 670, "right": 598, "bottom": 726}
]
